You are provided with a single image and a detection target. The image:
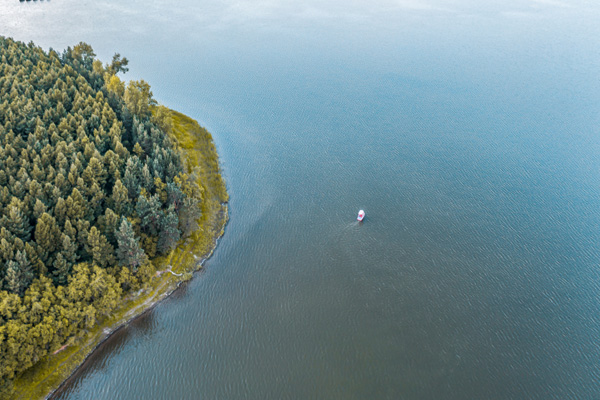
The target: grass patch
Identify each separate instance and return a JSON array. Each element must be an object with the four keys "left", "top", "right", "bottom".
[{"left": 10, "top": 109, "right": 228, "bottom": 400}]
